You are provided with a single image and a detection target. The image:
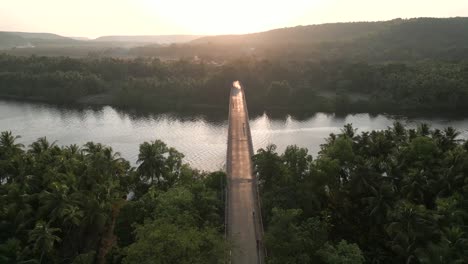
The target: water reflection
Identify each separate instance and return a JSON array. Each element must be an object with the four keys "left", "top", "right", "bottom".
[{"left": 1, "top": 99, "right": 467, "bottom": 171}]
